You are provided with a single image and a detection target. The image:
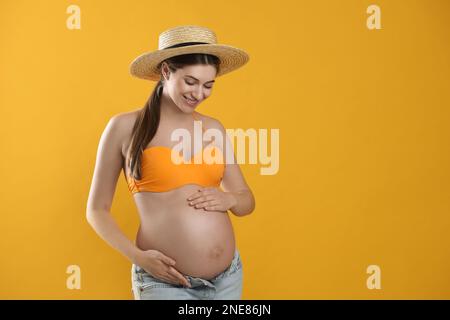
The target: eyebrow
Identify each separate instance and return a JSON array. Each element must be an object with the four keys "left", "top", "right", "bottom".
[{"left": 185, "top": 75, "right": 215, "bottom": 84}]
